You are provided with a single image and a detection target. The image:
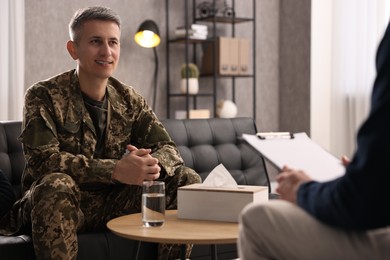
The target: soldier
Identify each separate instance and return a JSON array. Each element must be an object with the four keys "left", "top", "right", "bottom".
[{"left": 0, "top": 6, "right": 201, "bottom": 259}]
